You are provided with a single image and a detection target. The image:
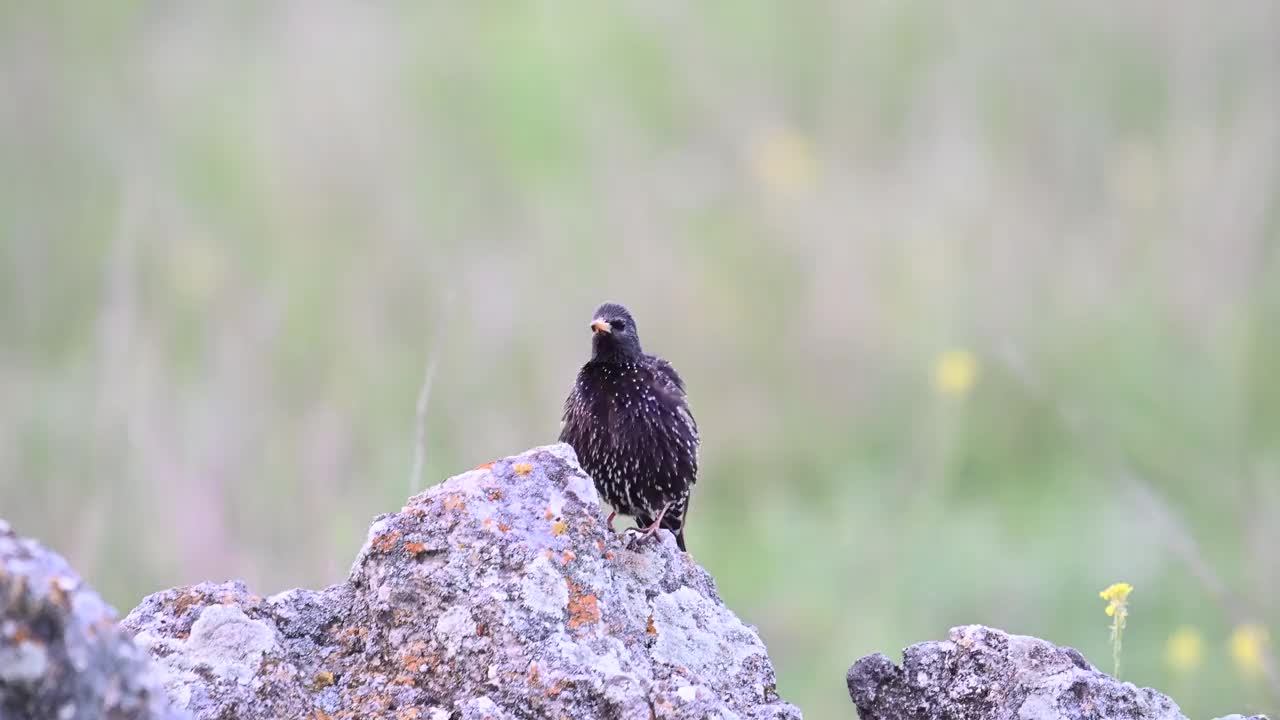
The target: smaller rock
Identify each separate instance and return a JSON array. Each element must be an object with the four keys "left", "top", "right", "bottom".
[
  {"left": 125, "top": 581, "right": 341, "bottom": 719},
  {"left": 848, "top": 625, "right": 1275, "bottom": 720},
  {"left": 0, "top": 519, "right": 186, "bottom": 720},
  {"left": 848, "top": 625, "right": 1188, "bottom": 720}
]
